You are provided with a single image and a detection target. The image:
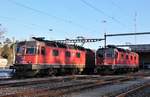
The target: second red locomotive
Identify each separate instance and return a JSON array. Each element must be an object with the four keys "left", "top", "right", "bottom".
[{"left": 95, "top": 45, "right": 139, "bottom": 74}]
